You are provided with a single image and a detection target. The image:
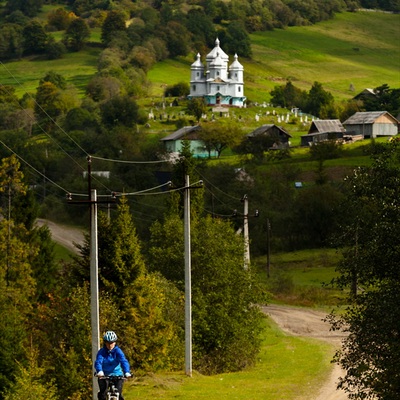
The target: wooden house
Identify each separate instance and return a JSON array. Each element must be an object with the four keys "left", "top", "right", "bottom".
[
  {"left": 246, "top": 124, "right": 292, "bottom": 148},
  {"left": 301, "top": 119, "right": 345, "bottom": 146},
  {"left": 343, "top": 111, "right": 399, "bottom": 138}
]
